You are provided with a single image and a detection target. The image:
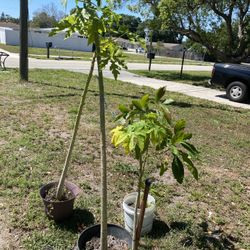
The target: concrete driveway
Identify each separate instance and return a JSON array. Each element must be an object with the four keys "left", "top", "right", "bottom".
[{"left": 3, "top": 50, "right": 250, "bottom": 110}]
